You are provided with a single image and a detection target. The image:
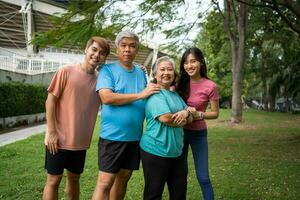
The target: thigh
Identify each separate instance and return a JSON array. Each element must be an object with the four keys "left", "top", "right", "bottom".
[
  {"left": 182, "top": 130, "right": 191, "bottom": 173},
  {"left": 45, "top": 173, "right": 63, "bottom": 186},
  {"left": 65, "top": 150, "right": 86, "bottom": 174},
  {"left": 98, "top": 138, "right": 127, "bottom": 173},
  {"left": 45, "top": 147, "right": 66, "bottom": 175},
  {"left": 121, "top": 141, "right": 140, "bottom": 171},
  {"left": 96, "top": 170, "right": 117, "bottom": 187},
  {"left": 189, "top": 130, "right": 209, "bottom": 179},
  {"left": 115, "top": 168, "right": 132, "bottom": 182},
  {"left": 169, "top": 154, "right": 187, "bottom": 183},
  {"left": 167, "top": 154, "right": 187, "bottom": 200},
  {"left": 141, "top": 149, "right": 170, "bottom": 199},
  {"left": 66, "top": 170, "right": 81, "bottom": 183}
]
